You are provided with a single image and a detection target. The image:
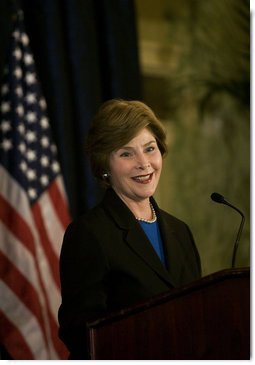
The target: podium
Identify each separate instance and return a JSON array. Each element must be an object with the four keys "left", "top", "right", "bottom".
[{"left": 87, "top": 268, "right": 250, "bottom": 360}]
